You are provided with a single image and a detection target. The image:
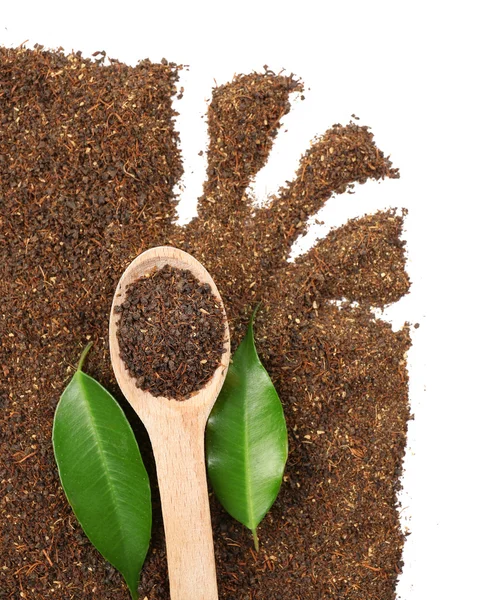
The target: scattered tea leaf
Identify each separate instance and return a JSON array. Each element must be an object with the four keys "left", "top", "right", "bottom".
[
  {"left": 52, "top": 343, "right": 151, "bottom": 599},
  {"left": 115, "top": 263, "right": 226, "bottom": 400},
  {"left": 206, "top": 310, "right": 288, "bottom": 550}
]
